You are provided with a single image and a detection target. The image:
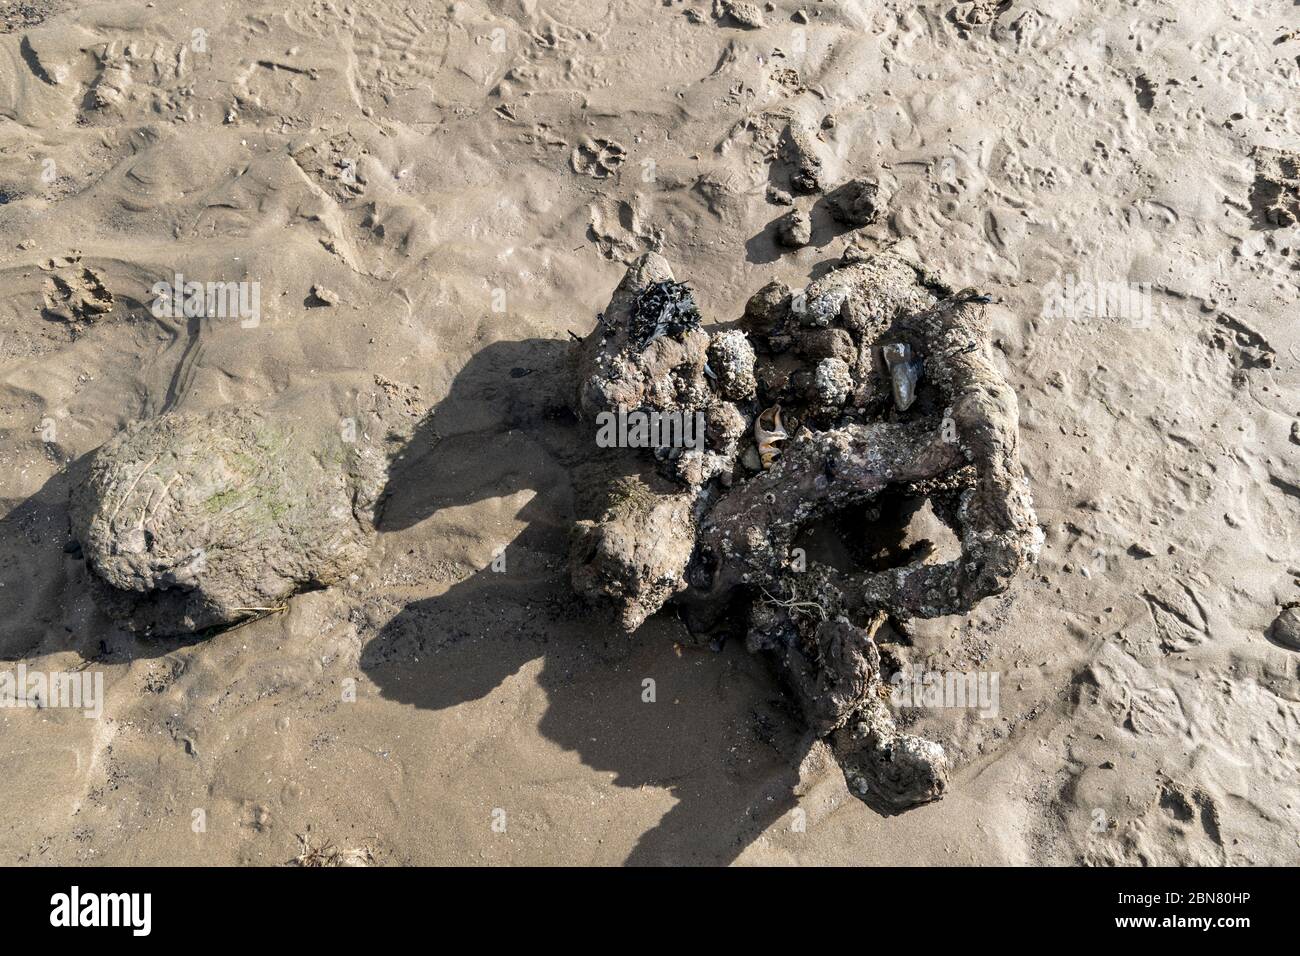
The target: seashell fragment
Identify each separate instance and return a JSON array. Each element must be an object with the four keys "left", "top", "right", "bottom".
[
  {"left": 755, "top": 404, "right": 788, "bottom": 468},
  {"left": 881, "top": 342, "right": 919, "bottom": 411}
]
